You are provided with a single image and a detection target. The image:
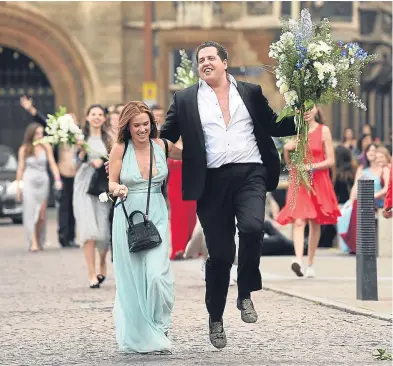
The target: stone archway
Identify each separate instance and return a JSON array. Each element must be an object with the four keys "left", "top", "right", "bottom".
[{"left": 0, "top": 2, "right": 100, "bottom": 119}]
